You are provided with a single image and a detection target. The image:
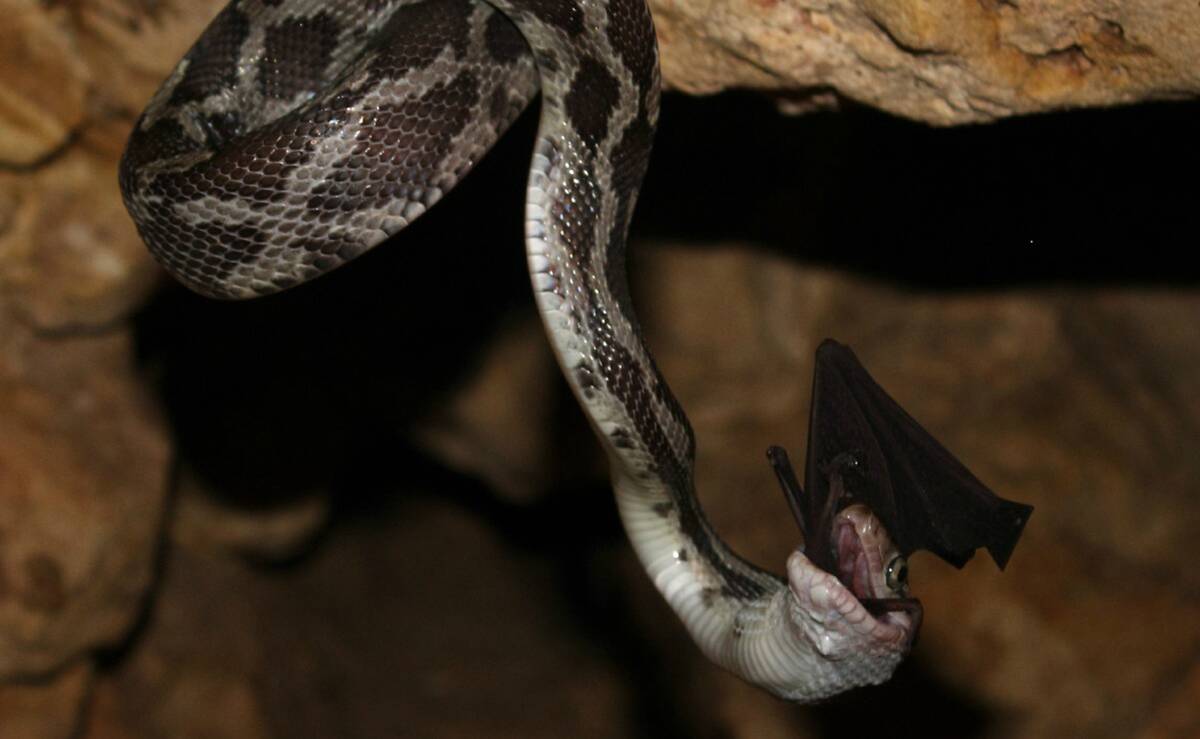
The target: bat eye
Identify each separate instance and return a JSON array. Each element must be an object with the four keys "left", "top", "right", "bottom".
[{"left": 885, "top": 556, "right": 908, "bottom": 591}]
